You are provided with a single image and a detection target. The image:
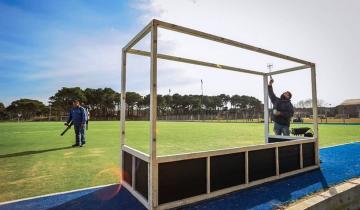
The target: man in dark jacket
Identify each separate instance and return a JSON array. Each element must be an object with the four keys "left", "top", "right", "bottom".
[
  {"left": 268, "top": 79, "right": 294, "bottom": 136},
  {"left": 65, "top": 99, "right": 87, "bottom": 147}
]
